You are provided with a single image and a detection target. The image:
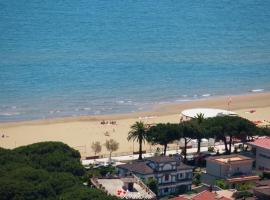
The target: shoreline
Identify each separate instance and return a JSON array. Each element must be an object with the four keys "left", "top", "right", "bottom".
[
  {"left": 0, "top": 92, "right": 269, "bottom": 128},
  {"left": 0, "top": 92, "right": 270, "bottom": 157}
]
